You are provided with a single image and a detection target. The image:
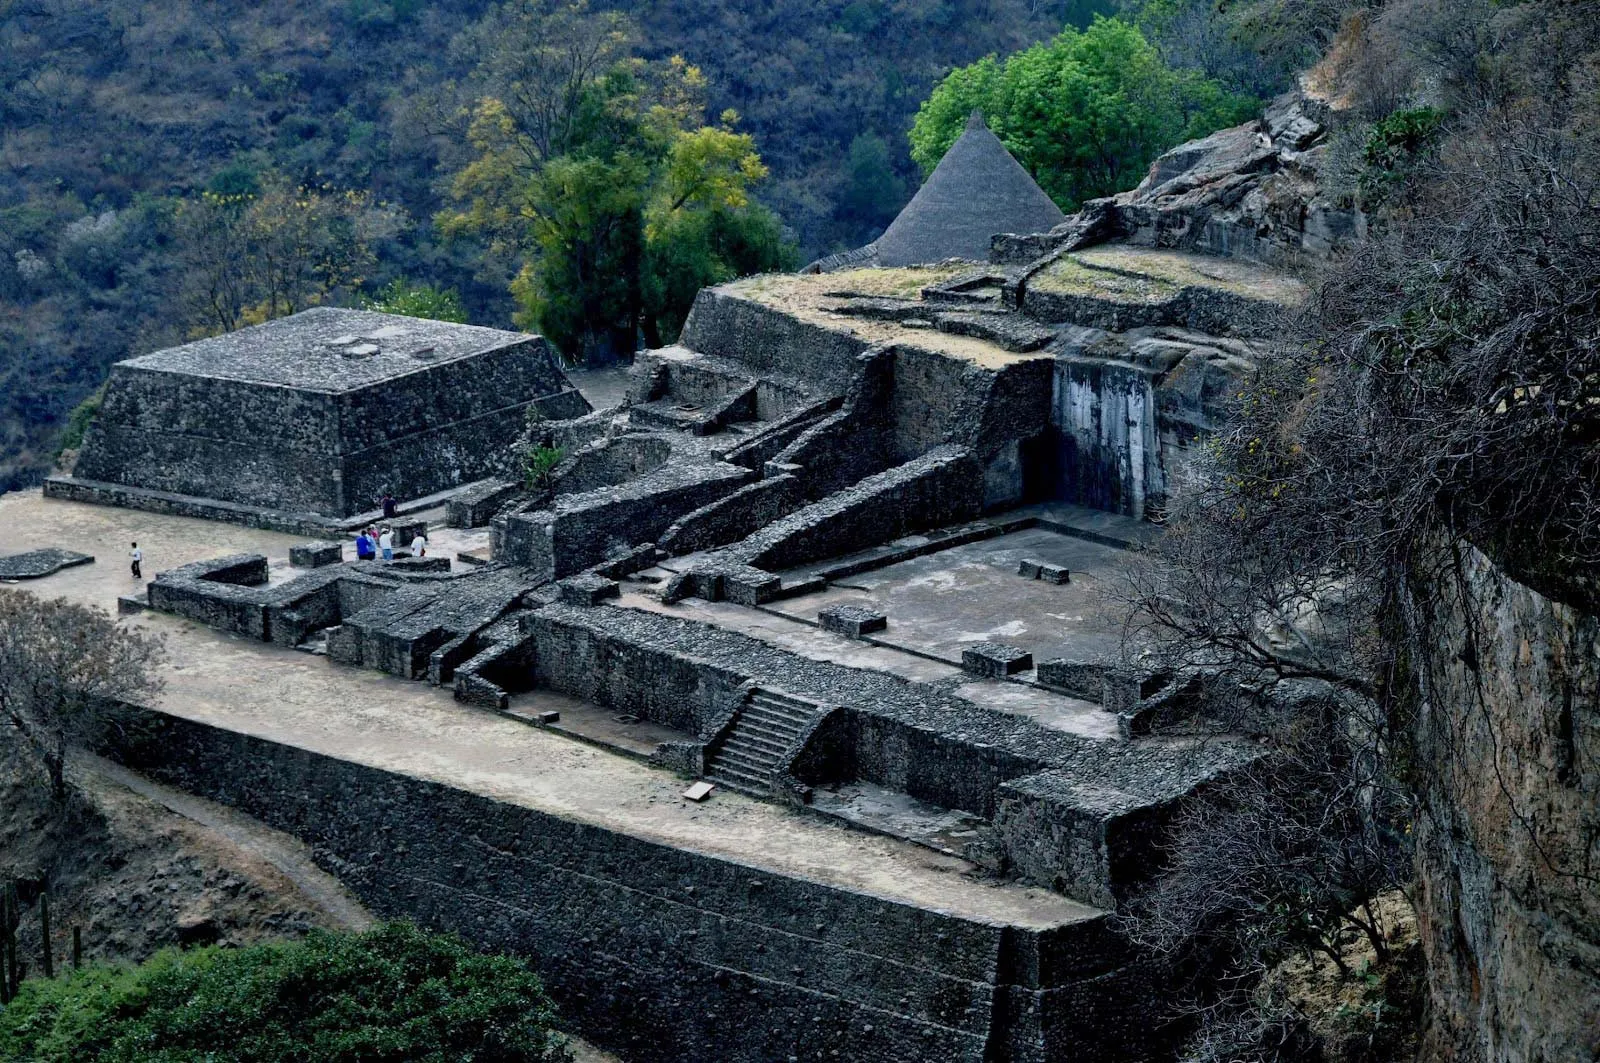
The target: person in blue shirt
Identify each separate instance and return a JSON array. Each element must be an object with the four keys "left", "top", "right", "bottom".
[{"left": 355, "top": 530, "right": 375, "bottom": 561}]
